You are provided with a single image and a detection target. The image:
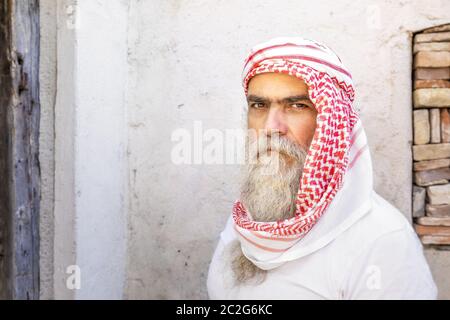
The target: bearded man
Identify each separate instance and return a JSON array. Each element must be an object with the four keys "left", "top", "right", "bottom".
[{"left": 207, "top": 37, "right": 437, "bottom": 299}]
